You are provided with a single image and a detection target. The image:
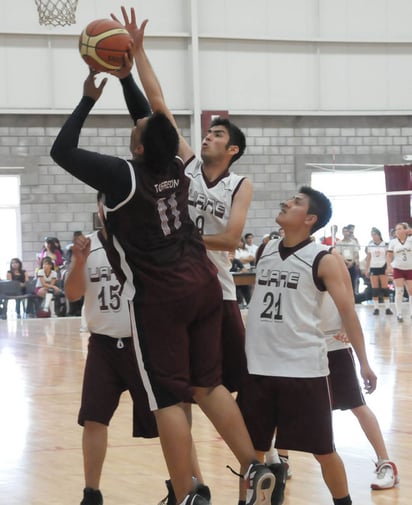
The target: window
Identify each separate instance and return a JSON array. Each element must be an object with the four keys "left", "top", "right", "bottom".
[
  {"left": 311, "top": 170, "right": 389, "bottom": 249},
  {"left": 0, "top": 176, "right": 21, "bottom": 278}
]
